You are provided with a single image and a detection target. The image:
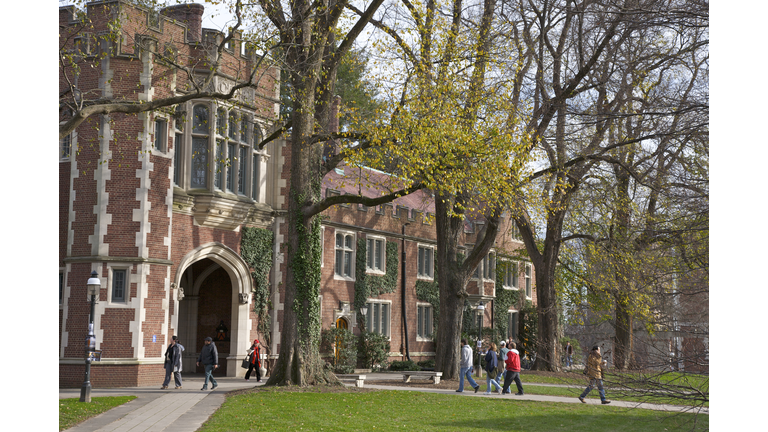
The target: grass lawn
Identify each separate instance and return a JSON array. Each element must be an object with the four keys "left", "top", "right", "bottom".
[
  {"left": 199, "top": 388, "right": 708, "bottom": 432},
  {"left": 59, "top": 396, "right": 136, "bottom": 431}
]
